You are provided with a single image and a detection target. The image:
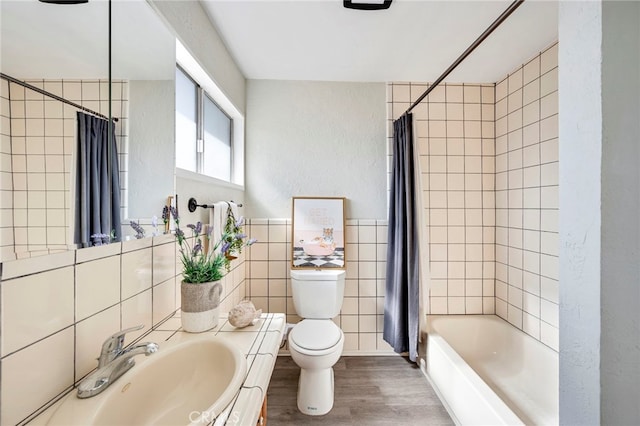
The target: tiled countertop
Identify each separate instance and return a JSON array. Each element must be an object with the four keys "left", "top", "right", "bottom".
[{"left": 31, "top": 312, "right": 286, "bottom": 426}]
